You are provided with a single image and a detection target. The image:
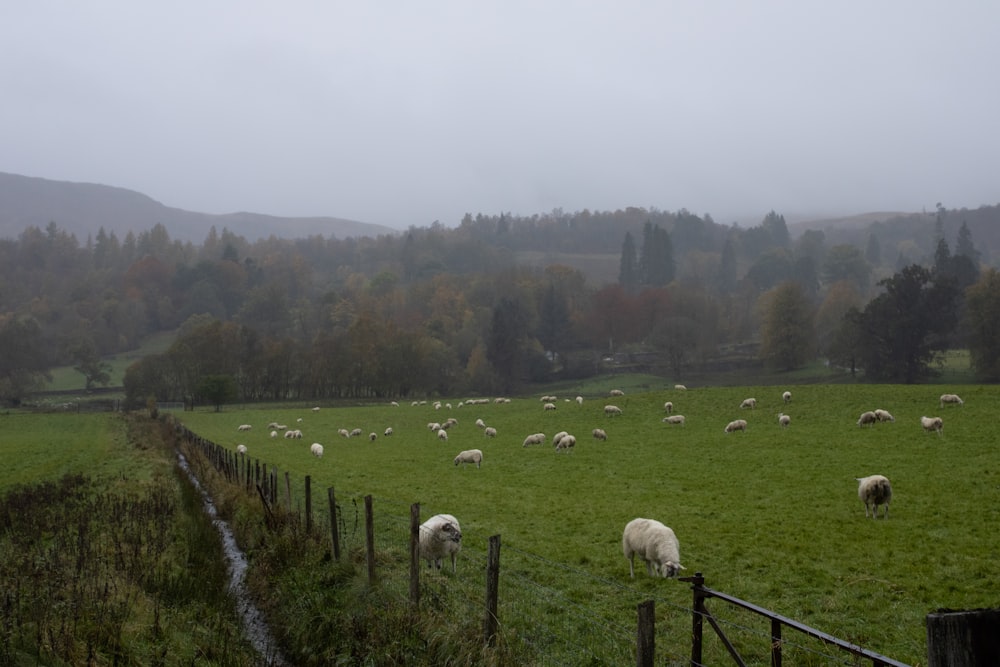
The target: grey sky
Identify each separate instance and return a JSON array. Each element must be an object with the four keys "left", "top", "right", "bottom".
[{"left": 2, "top": 2, "right": 998, "bottom": 230}]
